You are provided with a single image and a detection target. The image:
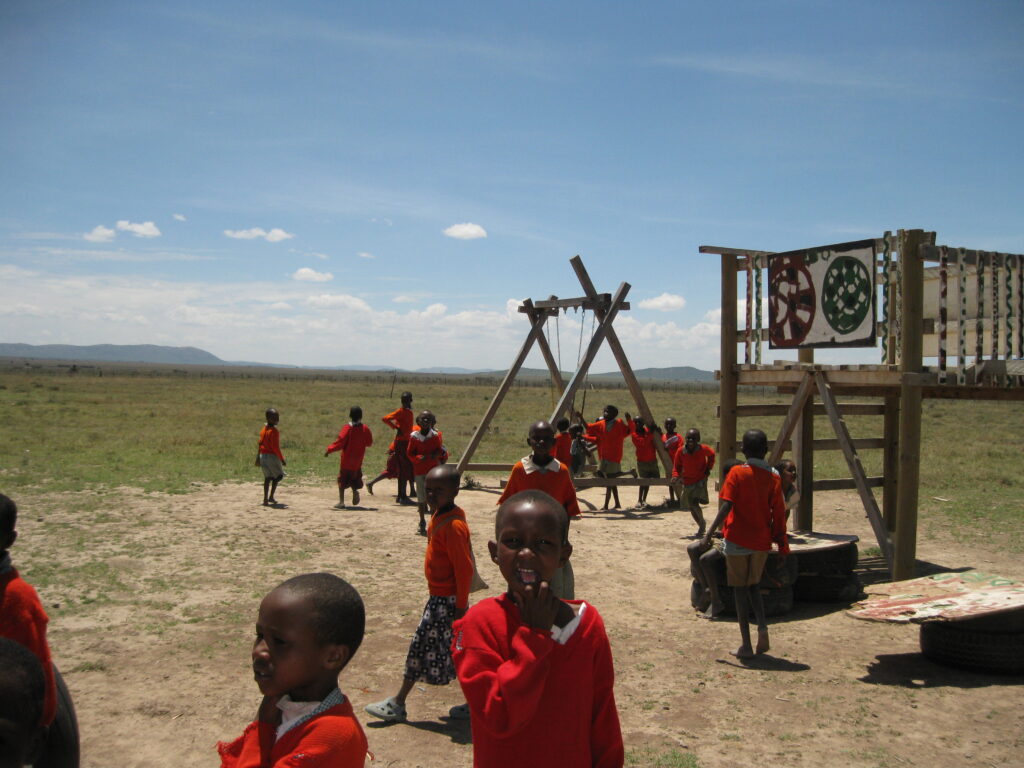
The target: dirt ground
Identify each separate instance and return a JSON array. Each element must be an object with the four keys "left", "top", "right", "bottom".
[{"left": 16, "top": 478, "right": 1024, "bottom": 768}]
